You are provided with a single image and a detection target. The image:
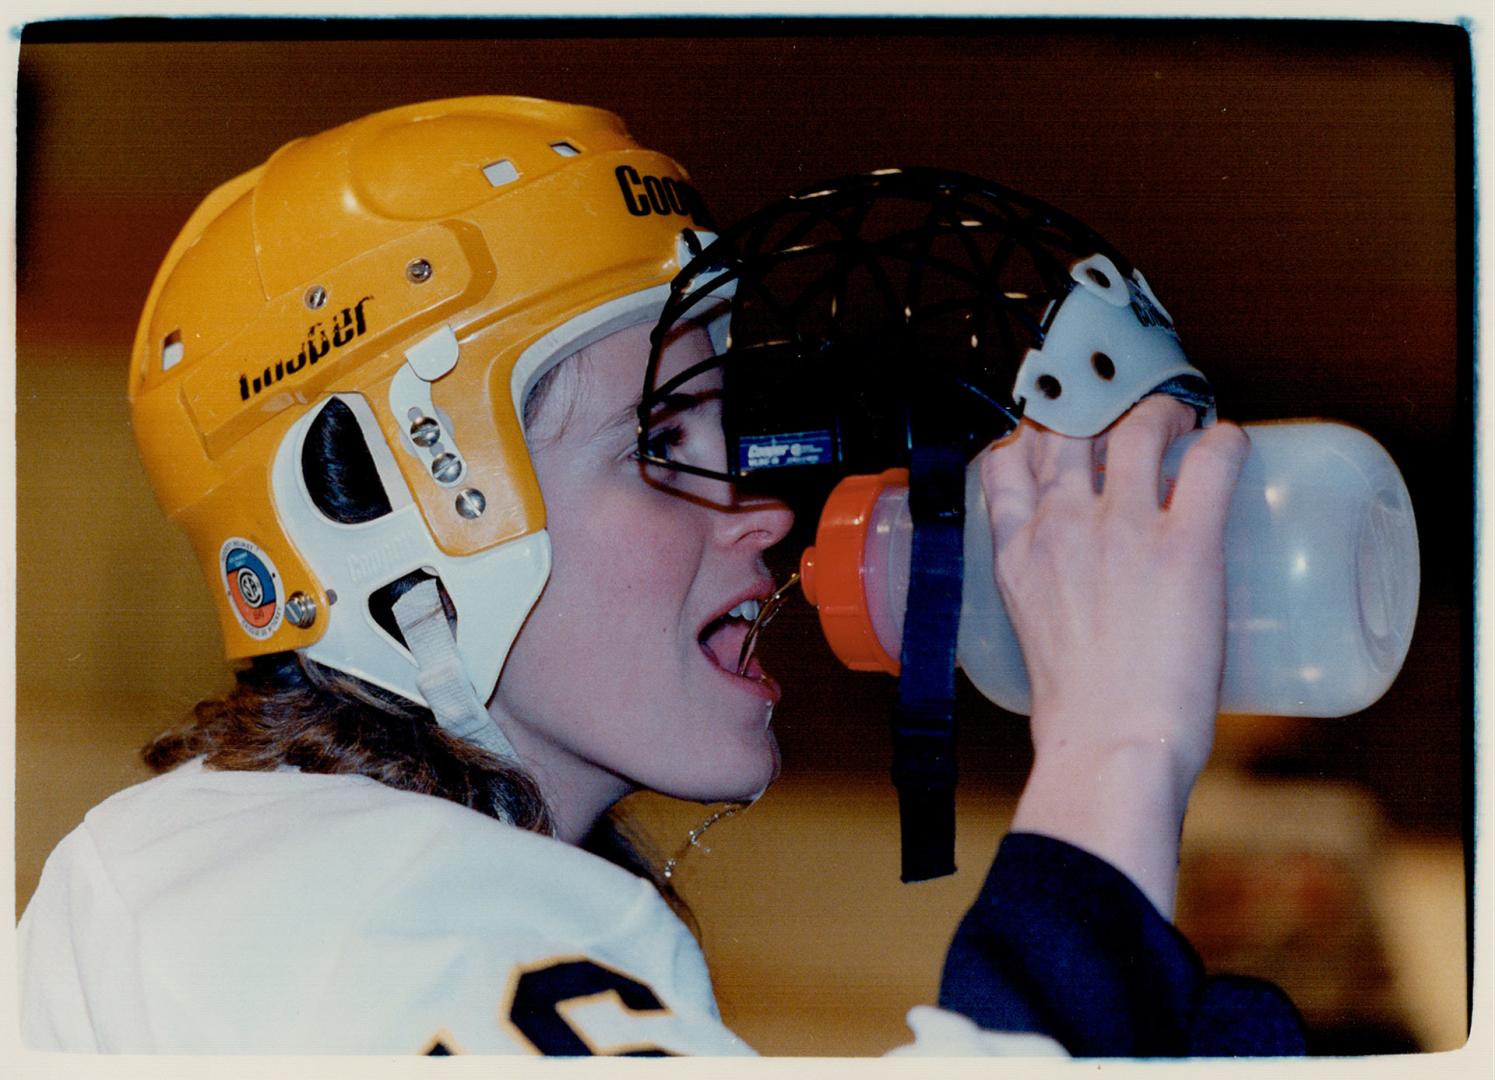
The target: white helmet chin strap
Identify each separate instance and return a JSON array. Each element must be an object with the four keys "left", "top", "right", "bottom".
[{"left": 391, "top": 579, "right": 518, "bottom": 767}]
